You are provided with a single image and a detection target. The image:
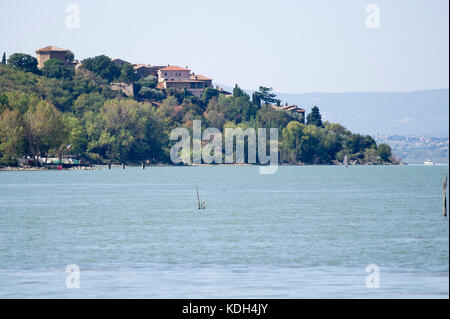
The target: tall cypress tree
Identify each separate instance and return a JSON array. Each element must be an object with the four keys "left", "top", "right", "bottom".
[
  {"left": 252, "top": 92, "right": 261, "bottom": 109},
  {"left": 1, "top": 53, "right": 6, "bottom": 64},
  {"left": 233, "top": 84, "right": 245, "bottom": 98},
  {"left": 306, "top": 106, "right": 323, "bottom": 127}
]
